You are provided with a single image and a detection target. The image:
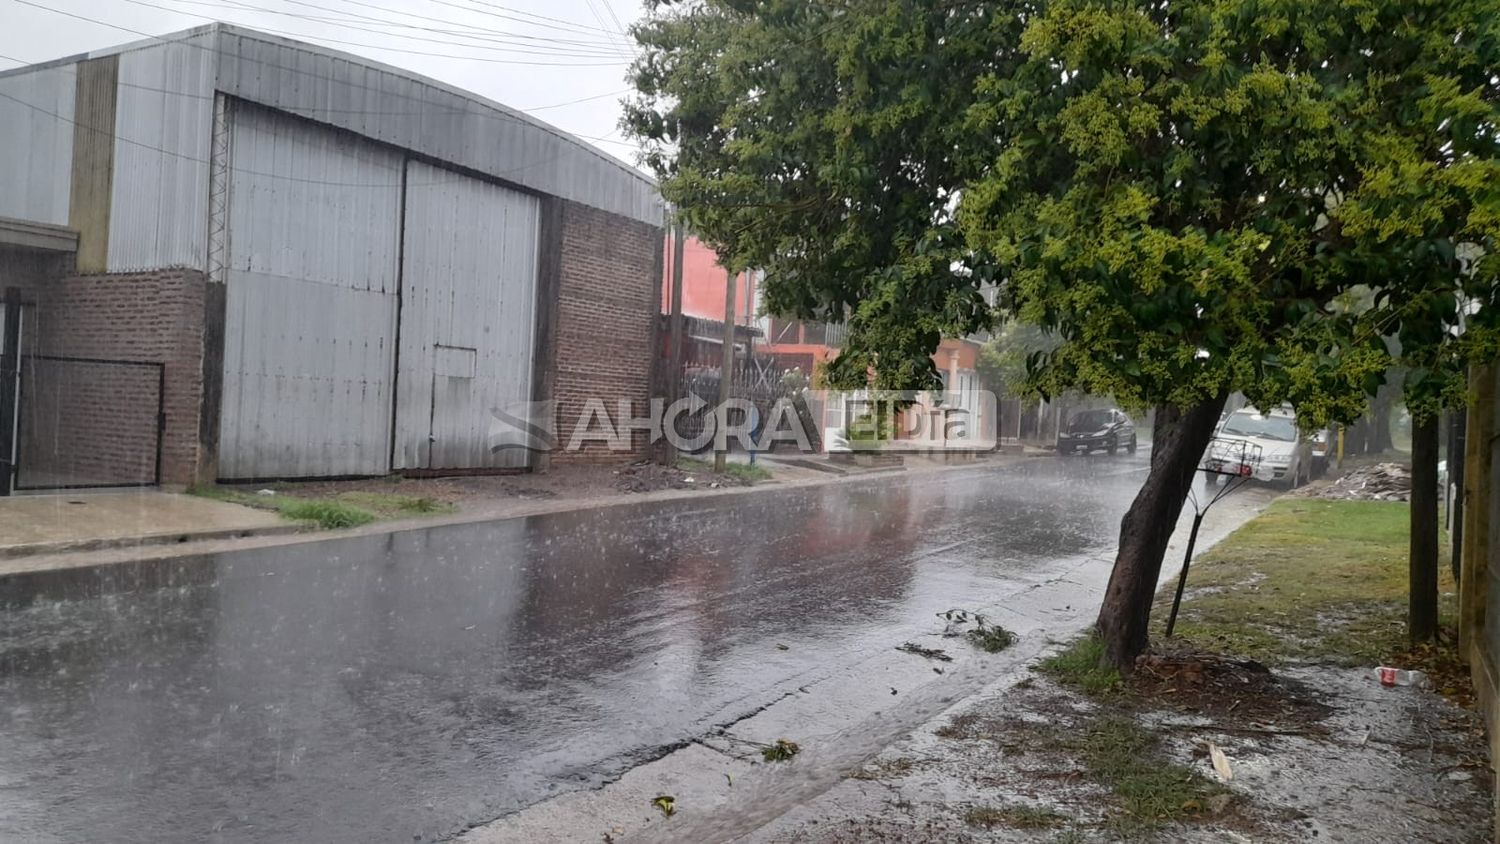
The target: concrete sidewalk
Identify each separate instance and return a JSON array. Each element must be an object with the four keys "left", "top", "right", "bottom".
[
  {"left": 0, "top": 453, "right": 1040, "bottom": 576},
  {"left": 0, "top": 490, "right": 294, "bottom": 559}
]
